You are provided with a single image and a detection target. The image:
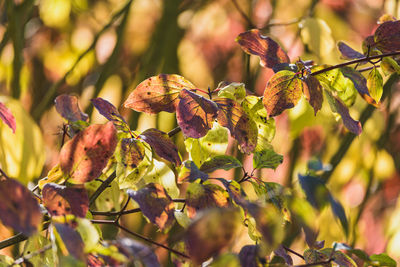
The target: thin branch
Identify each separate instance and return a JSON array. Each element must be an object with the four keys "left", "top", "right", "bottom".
[
  {"left": 0, "top": 167, "right": 10, "bottom": 180},
  {"left": 231, "top": 0, "right": 255, "bottom": 28},
  {"left": 172, "top": 198, "right": 186, "bottom": 203},
  {"left": 13, "top": 243, "right": 52, "bottom": 265},
  {"left": 90, "top": 208, "right": 141, "bottom": 216},
  {"left": 0, "top": 233, "right": 27, "bottom": 250},
  {"left": 89, "top": 171, "right": 117, "bottom": 207},
  {"left": 282, "top": 245, "right": 305, "bottom": 260},
  {"left": 168, "top": 126, "right": 181, "bottom": 137}
]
